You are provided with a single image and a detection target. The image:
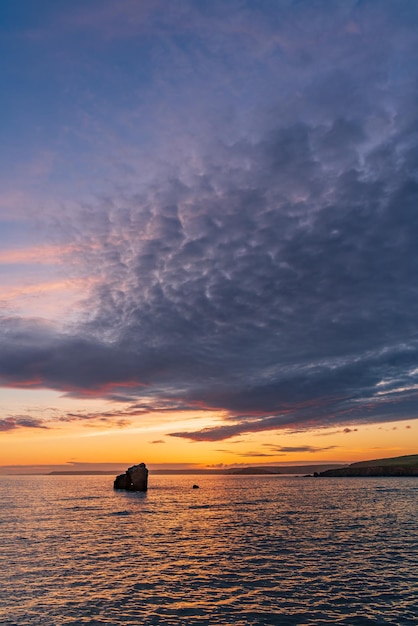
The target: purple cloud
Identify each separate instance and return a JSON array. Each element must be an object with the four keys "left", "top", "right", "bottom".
[
  {"left": 2, "top": 1, "right": 418, "bottom": 441},
  {"left": 0, "top": 416, "right": 49, "bottom": 432}
]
